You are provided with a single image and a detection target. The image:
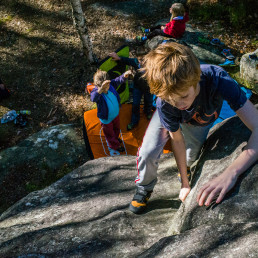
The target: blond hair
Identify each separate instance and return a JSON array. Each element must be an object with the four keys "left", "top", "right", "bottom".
[
  {"left": 141, "top": 42, "right": 201, "bottom": 98},
  {"left": 170, "top": 3, "right": 185, "bottom": 21},
  {"left": 93, "top": 69, "right": 110, "bottom": 87}
]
